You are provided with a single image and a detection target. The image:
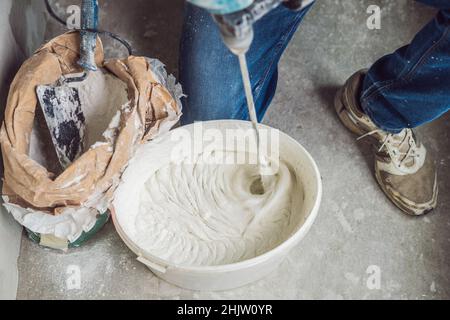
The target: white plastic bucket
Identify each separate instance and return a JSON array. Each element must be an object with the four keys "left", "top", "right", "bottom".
[{"left": 112, "top": 120, "right": 322, "bottom": 291}]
